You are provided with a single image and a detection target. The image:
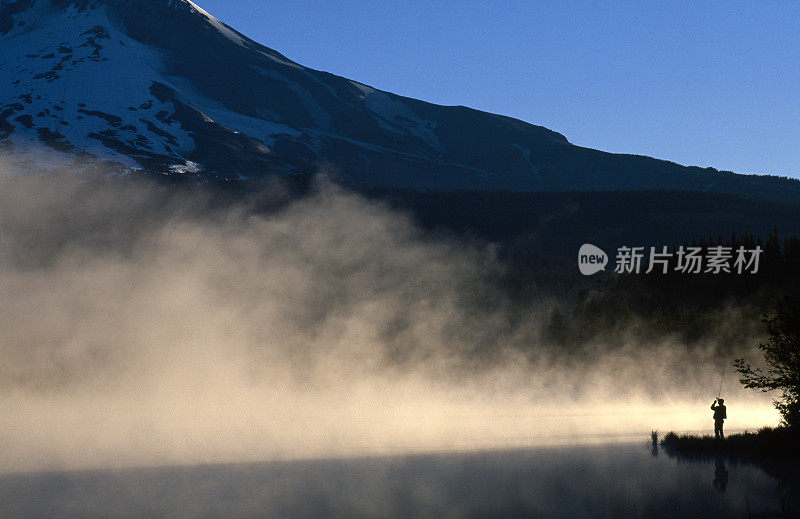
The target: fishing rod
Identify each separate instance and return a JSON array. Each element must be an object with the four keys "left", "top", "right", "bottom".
[{"left": 716, "top": 364, "right": 725, "bottom": 399}]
